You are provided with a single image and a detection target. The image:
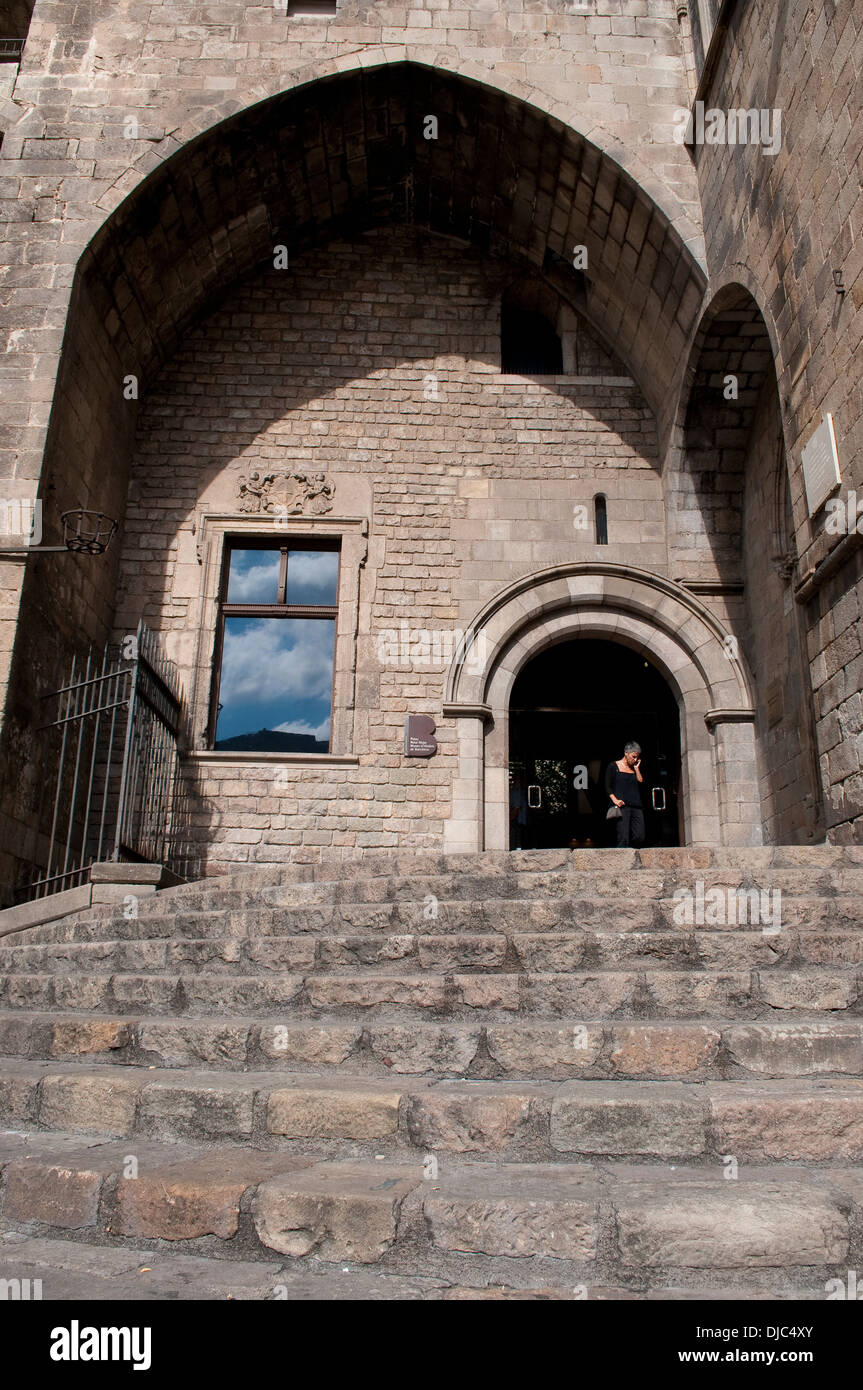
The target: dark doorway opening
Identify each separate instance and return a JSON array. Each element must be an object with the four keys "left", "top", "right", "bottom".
[{"left": 509, "top": 639, "right": 682, "bottom": 849}]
